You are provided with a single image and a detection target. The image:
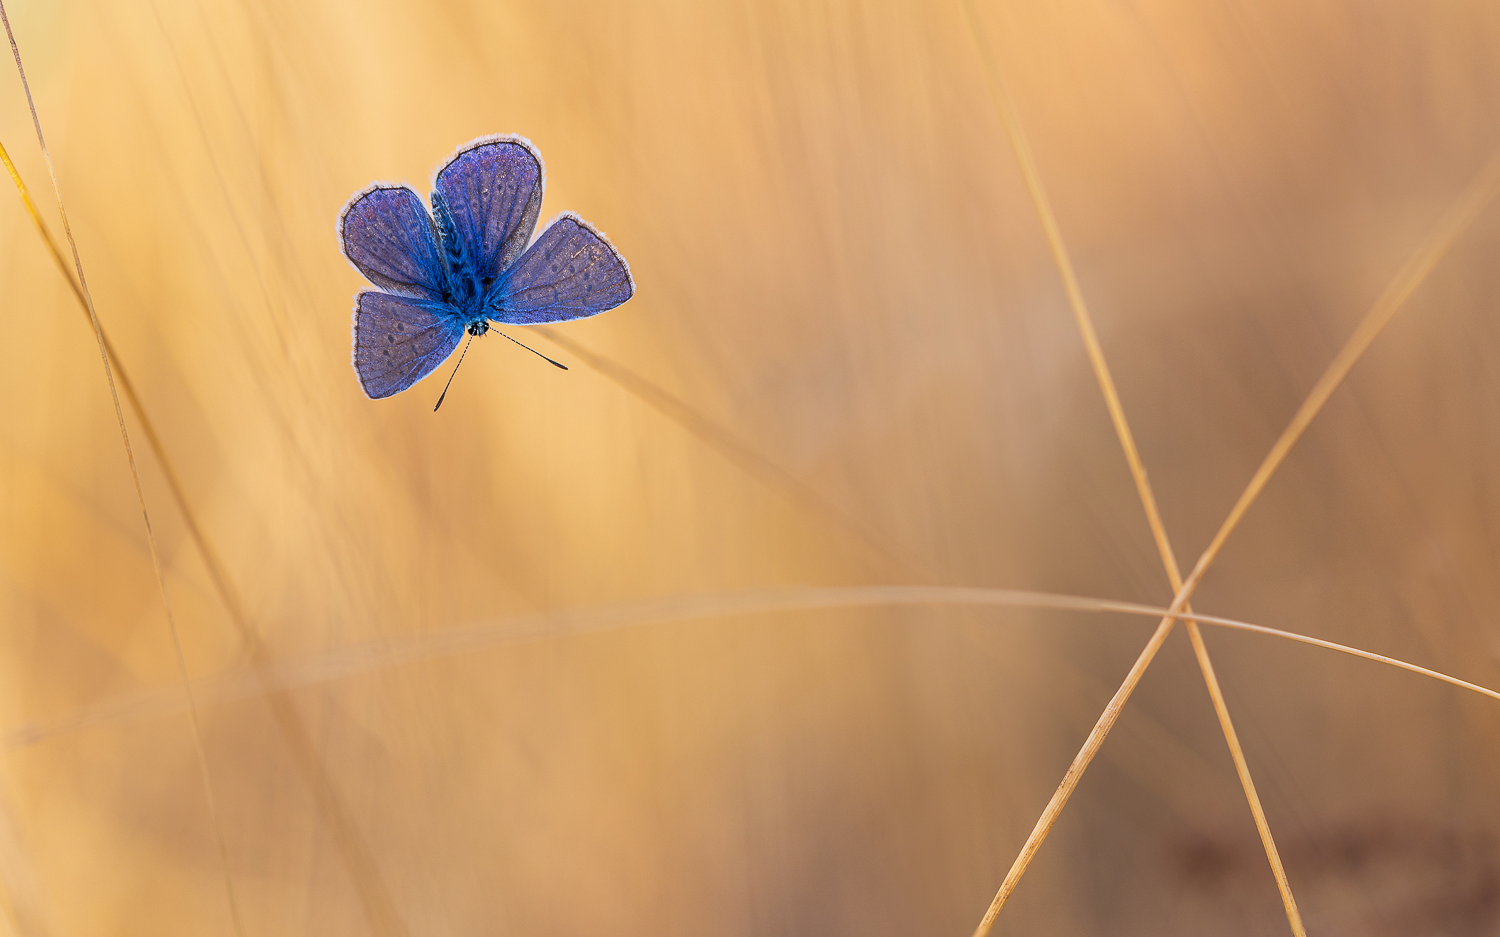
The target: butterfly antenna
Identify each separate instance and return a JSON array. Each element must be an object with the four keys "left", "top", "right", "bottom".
[
  {"left": 433, "top": 333, "right": 476, "bottom": 411},
  {"left": 493, "top": 329, "right": 568, "bottom": 370}
]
